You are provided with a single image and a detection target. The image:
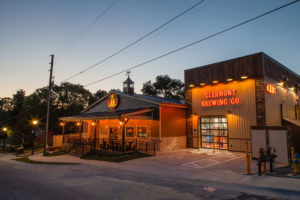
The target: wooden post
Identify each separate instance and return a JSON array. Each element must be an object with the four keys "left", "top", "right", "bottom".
[{"left": 62, "top": 122, "right": 65, "bottom": 143}]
